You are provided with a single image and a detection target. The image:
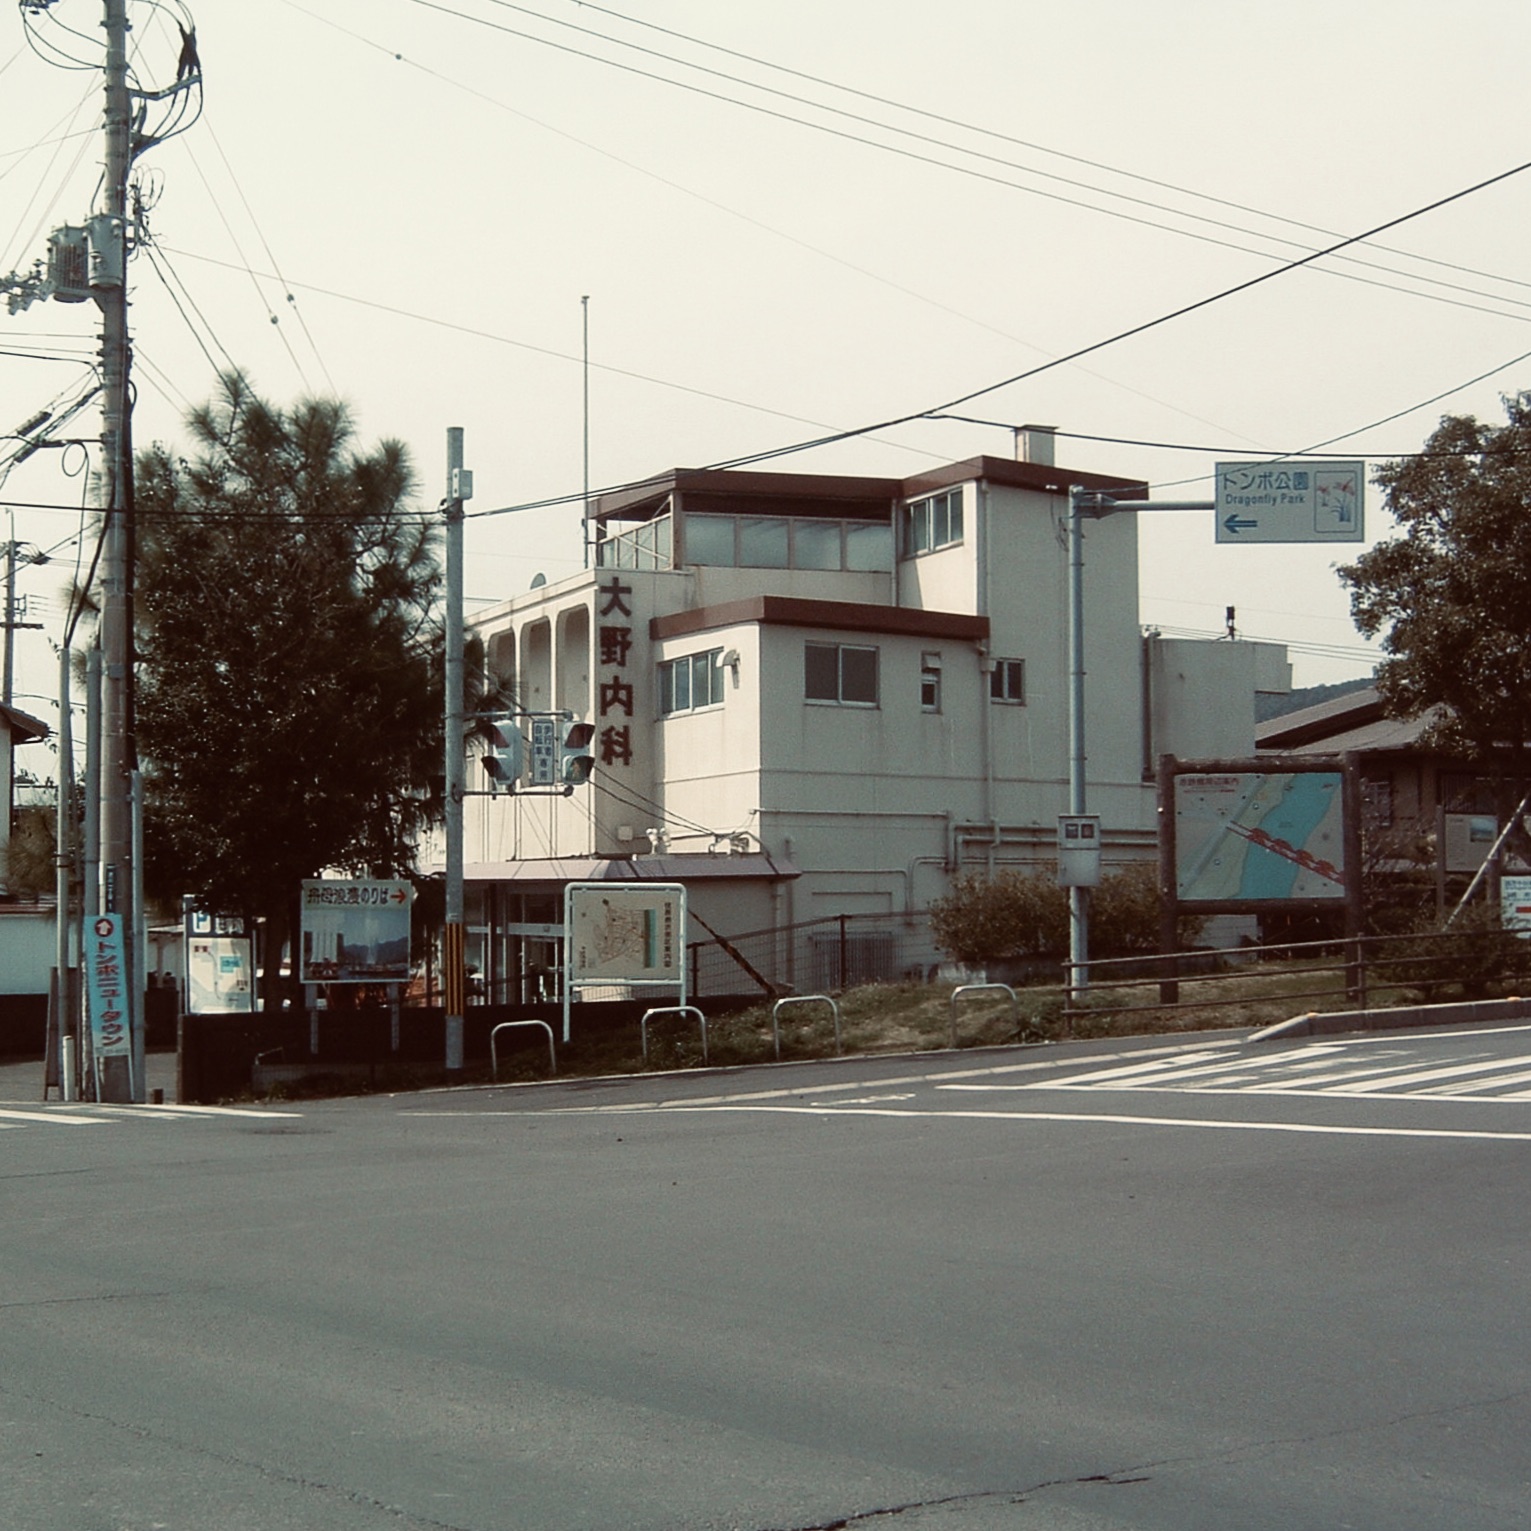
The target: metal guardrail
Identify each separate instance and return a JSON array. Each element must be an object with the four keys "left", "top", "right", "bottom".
[
  {"left": 771, "top": 994, "right": 841, "bottom": 1060},
  {"left": 641, "top": 1005, "right": 708, "bottom": 1065},
  {"left": 948, "top": 983, "right": 1019, "bottom": 1048},
  {"left": 1058, "top": 926, "right": 1531, "bottom": 1026},
  {"left": 490, "top": 1019, "right": 556, "bottom": 1078}
]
